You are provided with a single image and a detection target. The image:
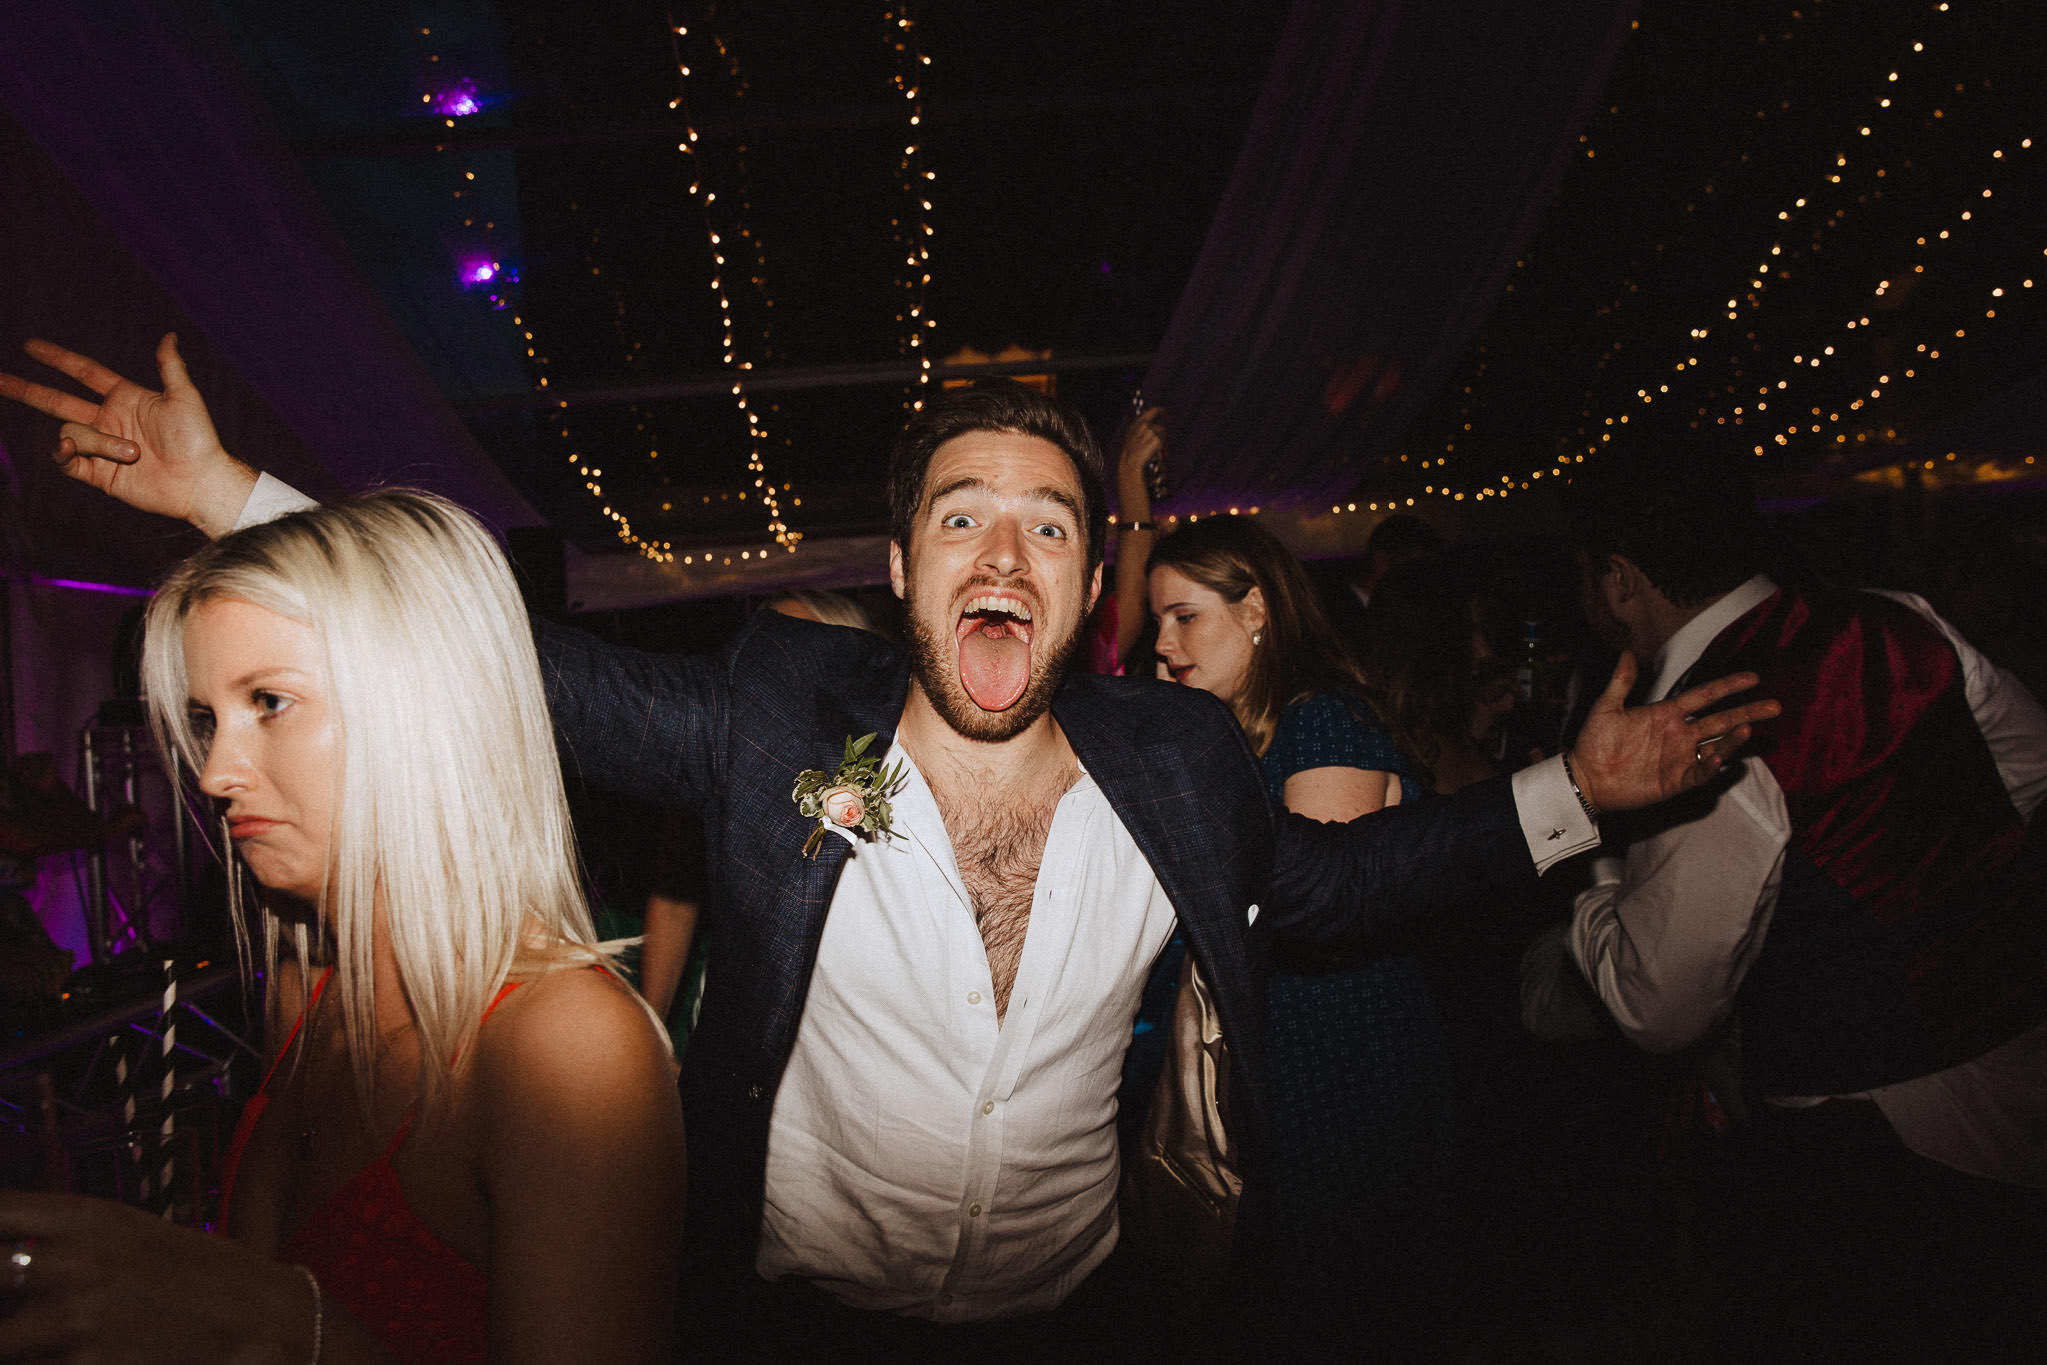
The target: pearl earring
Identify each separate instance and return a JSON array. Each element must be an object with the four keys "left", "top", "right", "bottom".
[{"left": 1251, "top": 630, "right": 1263, "bottom": 646}]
